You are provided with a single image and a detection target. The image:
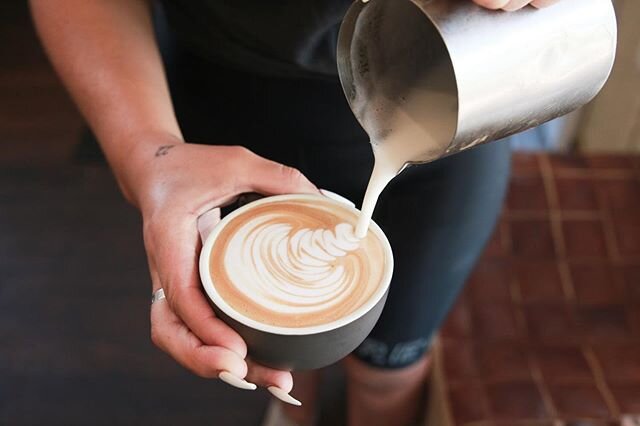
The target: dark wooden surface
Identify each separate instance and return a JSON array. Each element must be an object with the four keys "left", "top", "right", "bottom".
[
  {"left": 0, "top": 166, "right": 274, "bottom": 425},
  {"left": 0, "top": 168, "right": 348, "bottom": 426},
  {"left": 0, "top": 2, "right": 82, "bottom": 167}
]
